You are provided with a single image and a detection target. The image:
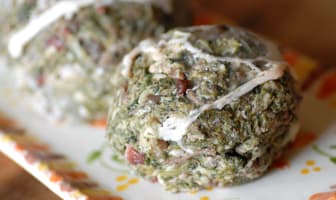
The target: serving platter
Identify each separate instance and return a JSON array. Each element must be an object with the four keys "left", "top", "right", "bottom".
[{"left": 1, "top": 49, "right": 336, "bottom": 200}]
